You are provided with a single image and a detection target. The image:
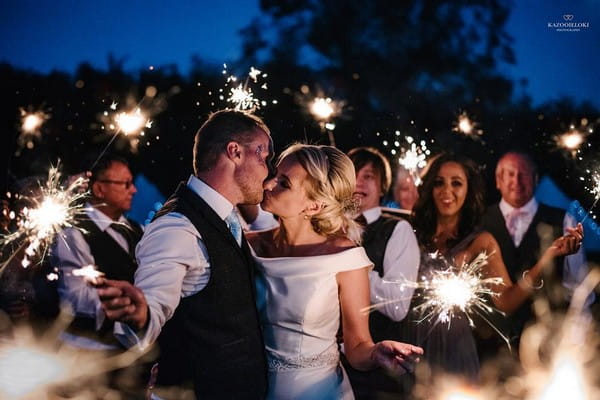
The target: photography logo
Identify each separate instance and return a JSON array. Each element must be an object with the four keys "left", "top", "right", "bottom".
[{"left": 547, "top": 14, "right": 590, "bottom": 32}]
